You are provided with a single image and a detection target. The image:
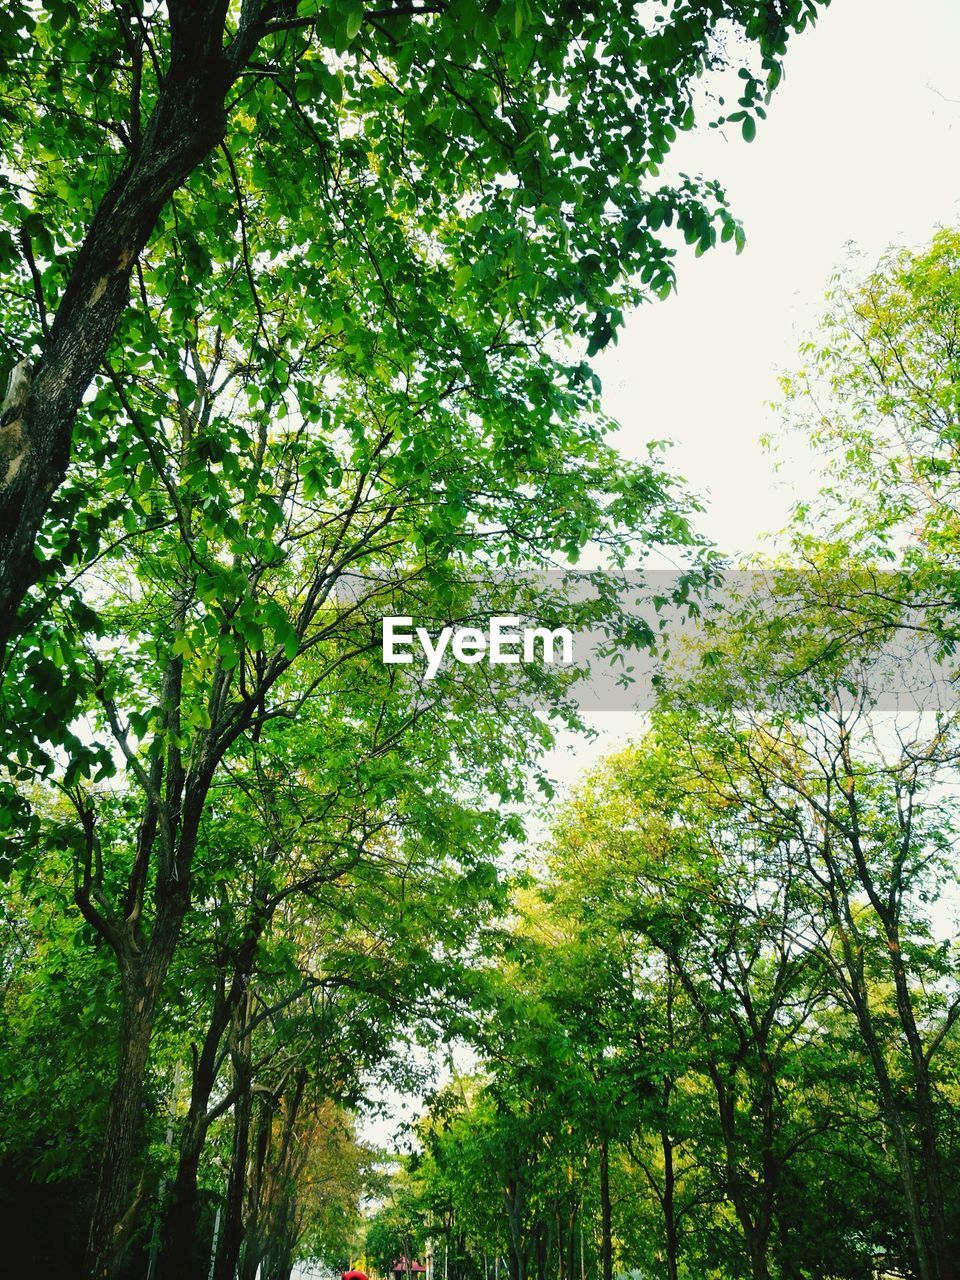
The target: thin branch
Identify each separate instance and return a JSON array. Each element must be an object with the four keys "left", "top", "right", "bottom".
[{"left": 19, "top": 225, "right": 50, "bottom": 339}]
